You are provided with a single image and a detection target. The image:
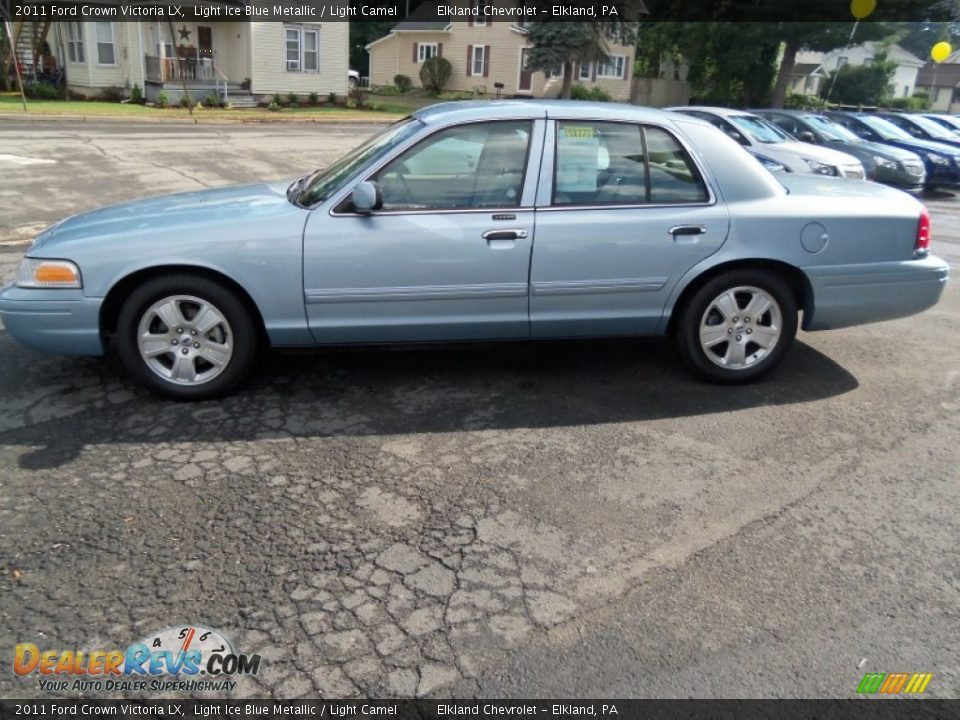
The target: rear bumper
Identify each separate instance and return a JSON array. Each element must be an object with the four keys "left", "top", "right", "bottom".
[
  {"left": 0, "top": 285, "right": 104, "bottom": 356},
  {"left": 803, "top": 255, "right": 949, "bottom": 331}
]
